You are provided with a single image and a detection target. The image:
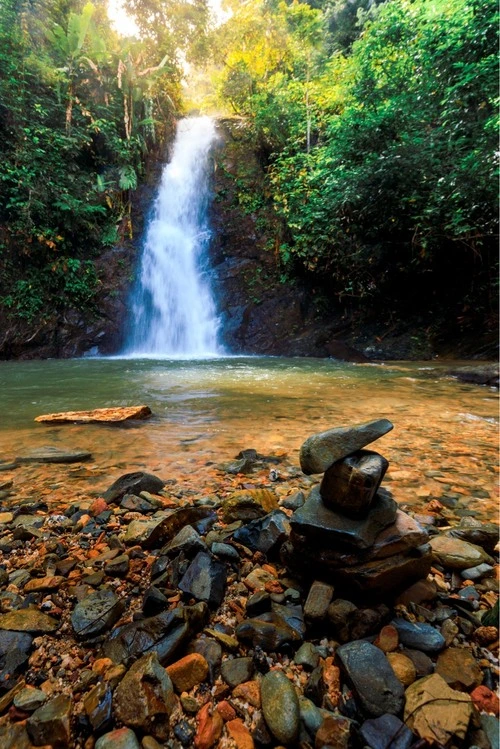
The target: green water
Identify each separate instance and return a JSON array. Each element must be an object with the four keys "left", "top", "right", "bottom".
[{"left": 0, "top": 357, "right": 497, "bottom": 515}]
